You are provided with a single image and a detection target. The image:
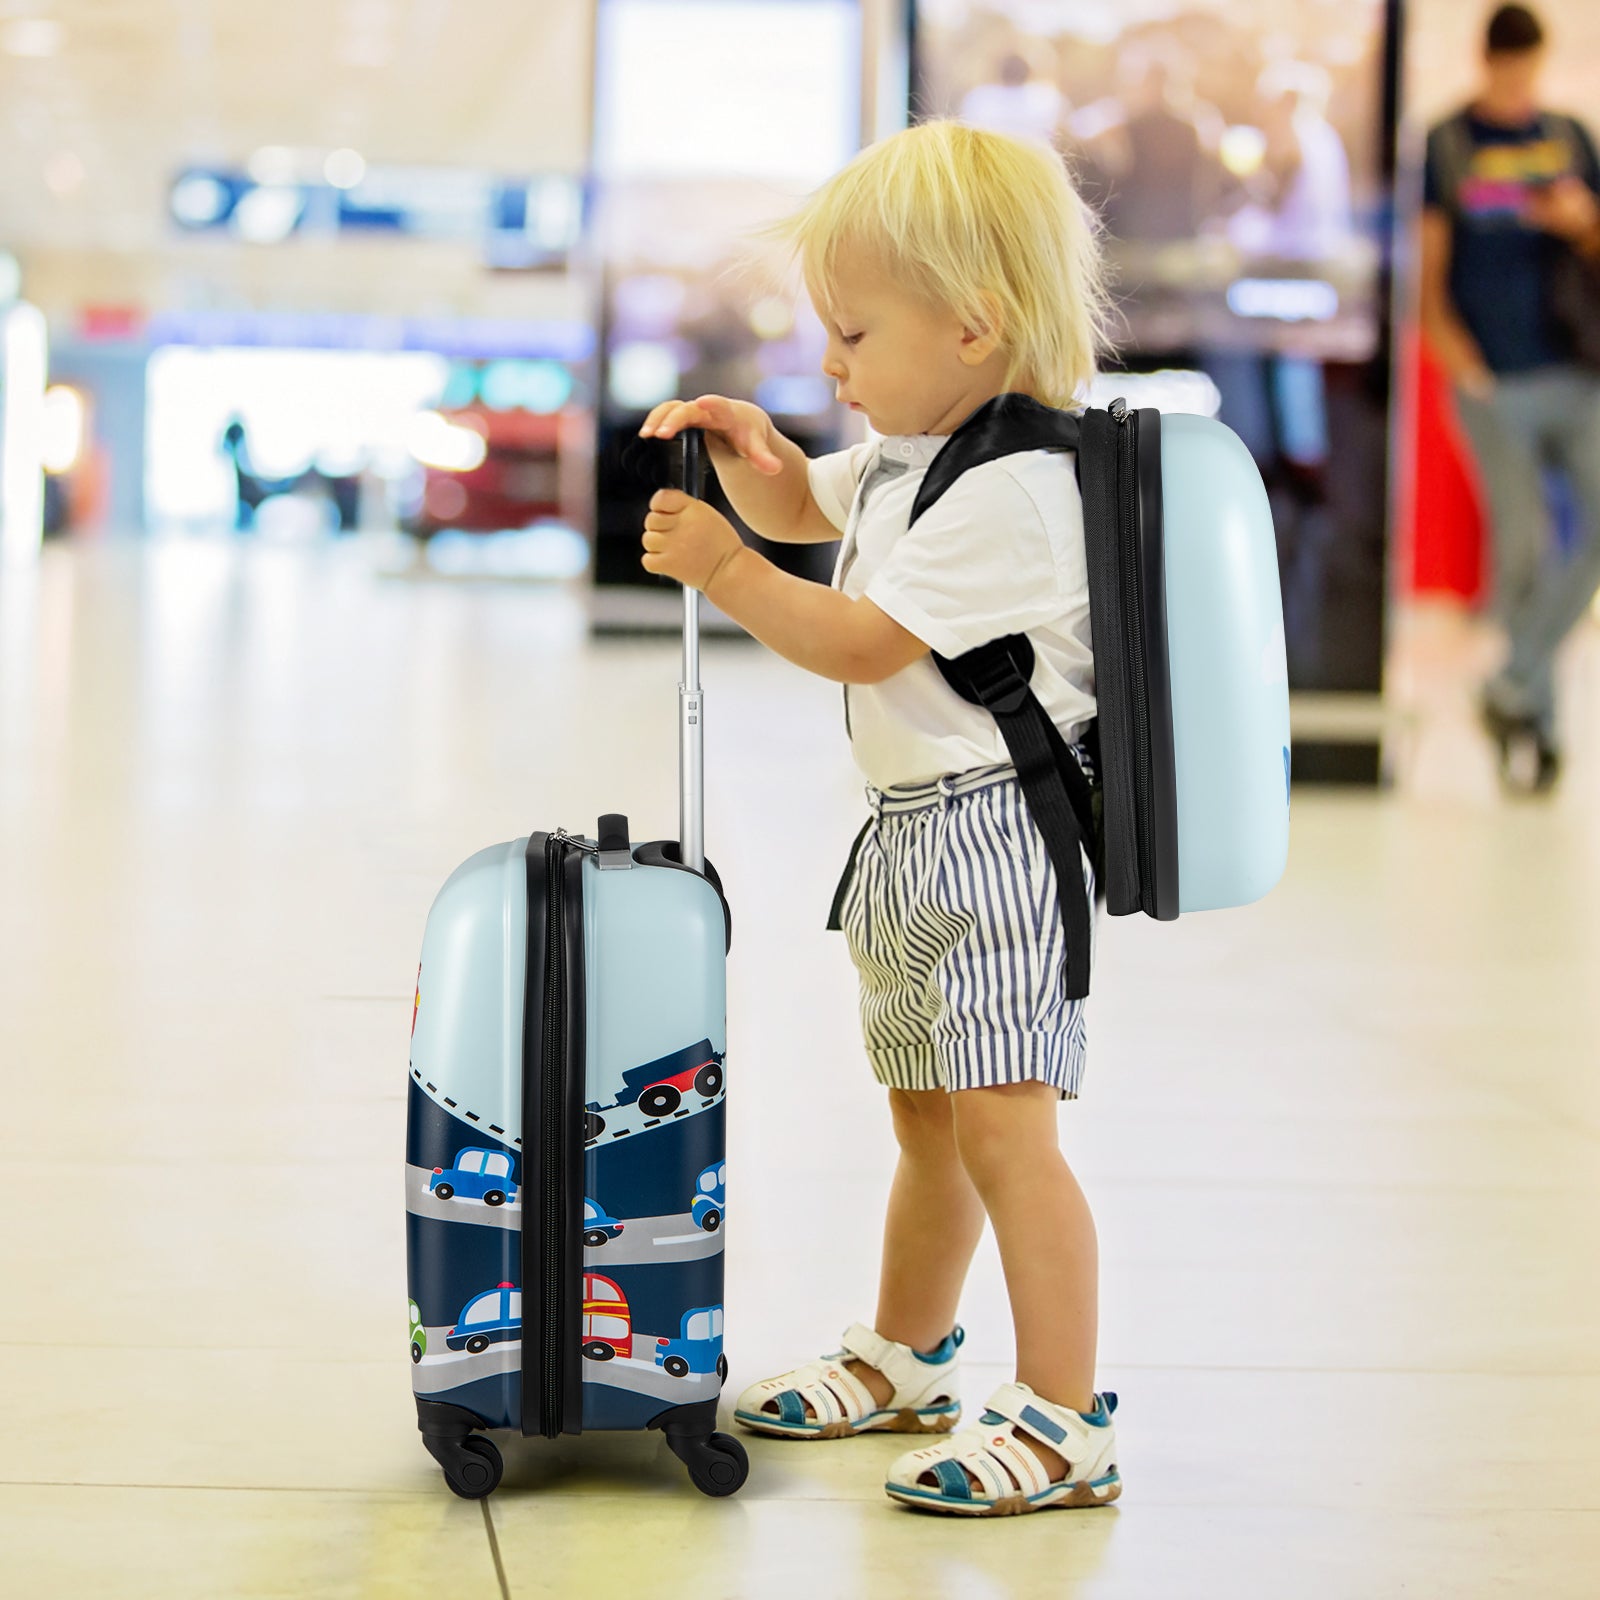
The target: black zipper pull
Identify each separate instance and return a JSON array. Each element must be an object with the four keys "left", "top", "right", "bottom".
[{"left": 1109, "top": 396, "right": 1129, "bottom": 424}]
